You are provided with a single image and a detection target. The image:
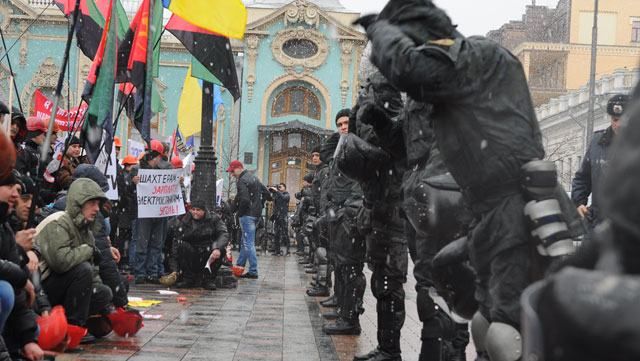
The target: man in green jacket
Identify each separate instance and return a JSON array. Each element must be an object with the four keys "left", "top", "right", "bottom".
[{"left": 37, "top": 178, "right": 113, "bottom": 328}]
